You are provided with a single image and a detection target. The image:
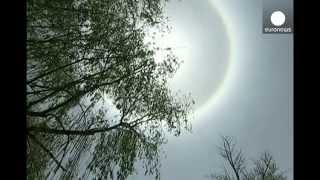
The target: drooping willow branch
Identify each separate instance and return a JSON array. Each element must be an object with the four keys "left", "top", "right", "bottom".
[{"left": 28, "top": 133, "right": 67, "bottom": 172}]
